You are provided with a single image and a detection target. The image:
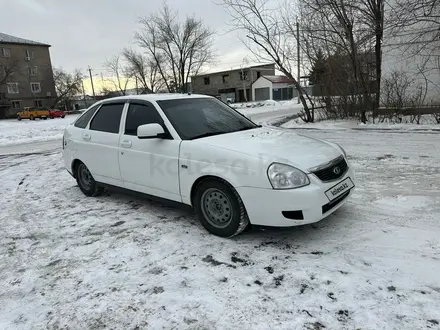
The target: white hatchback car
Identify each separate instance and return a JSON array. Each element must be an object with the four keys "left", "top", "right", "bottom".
[{"left": 63, "top": 94, "right": 355, "bottom": 237}]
